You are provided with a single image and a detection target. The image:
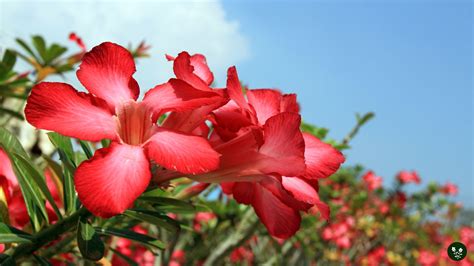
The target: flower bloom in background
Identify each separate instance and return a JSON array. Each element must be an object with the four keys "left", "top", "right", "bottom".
[
  {"left": 230, "top": 246, "right": 254, "bottom": 264},
  {"left": 169, "top": 249, "right": 185, "bottom": 266},
  {"left": 397, "top": 170, "right": 421, "bottom": 184},
  {"left": 321, "top": 217, "right": 354, "bottom": 249},
  {"left": 440, "top": 182, "right": 458, "bottom": 195},
  {"left": 179, "top": 66, "right": 345, "bottom": 239},
  {"left": 112, "top": 226, "right": 155, "bottom": 266},
  {"left": 362, "top": 246, "right": 386, "bottom": 266},
  {"left": 417, "top": 249, "right": 437, "bottom": 266},
  {"left": 362, "top": 171, "right": 383, "bottom": 191},
  {"left": 25, "top": 42, "right": 222, "bottom": 217},
  {"left": 193, "top": 211, "right": 217, "bottom": 232},
  {"left": 68, "top": 32, "right": 86, "bottom": 51},
  {"left": 154, "top": 53, "right": 345, "bottom": 238},
  {"left": 0, "top": 148, "right": 61, "bottom": 228}
]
